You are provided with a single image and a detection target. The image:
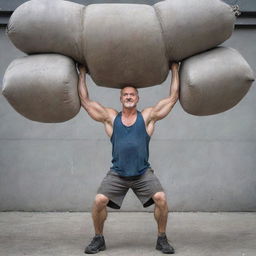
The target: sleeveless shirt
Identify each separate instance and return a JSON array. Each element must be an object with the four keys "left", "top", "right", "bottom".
[{"left": 110, "top": 111, "right": 151, "bottom": 177}]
